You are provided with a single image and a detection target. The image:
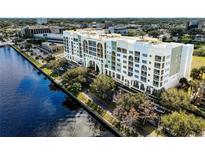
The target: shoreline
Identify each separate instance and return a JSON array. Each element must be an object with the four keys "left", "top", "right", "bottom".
[{"left": 9, "top": 45, "right": 123, "bottom": 137}]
